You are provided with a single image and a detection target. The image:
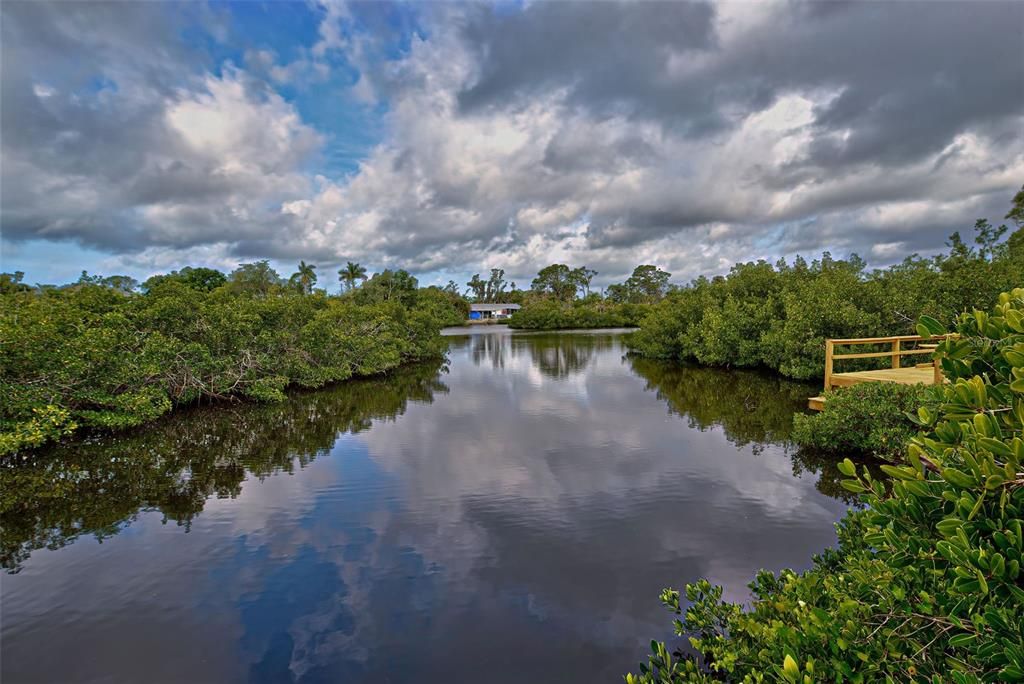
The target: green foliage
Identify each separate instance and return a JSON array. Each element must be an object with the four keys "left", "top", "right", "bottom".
[
  {"left": 339, "top": 261, "right": 368, "bottom": 291},
  {"left": 0, "top": 272, "right": 32, "bottom": 295},
  {"left": 289, "top": 260, "right": 318, "bottom": 294},
  {"left": 531, "top": 263, "right": 579, "bottom": 302},
  {"left": 225, "top": 260, "right": 283, "bottom": 297},
  {"left": 142, "top": 267, "right": 227, "bottom": 293},
  {"left": 629, "top": 213, "right": 1024, "bottom": 379},
  {"left": 0, "top": 271, "right": 453, "bottom": 454},
  {"left": 76, "top": 270, "right": 139, "bottom": 292},
  {"left": 793, "top": 382, "right": 938, "bottom": 461},
  {"left": 416, "top": 286, "right": 471, "bottom": 326},
  {"left": 508, "top": 298, "right": 649, "bottom": 330},
  {"left": 607, "top": 265, "right": 673, "bottom": 304},
  {"left": 509, "top": 263, "right": 665, "bottom": 328},
  {"left": 350, "top": 268, "right": 419, "bottom": 307},
  {"left": 629, "top": 288, "right": 1024, "bottom": 683},
  {"left": 466, "top": 268, "right": 513, "bottom": 302}
]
